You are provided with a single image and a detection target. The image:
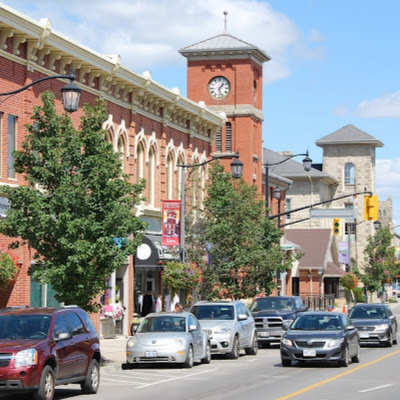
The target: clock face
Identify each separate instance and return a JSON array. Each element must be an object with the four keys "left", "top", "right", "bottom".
[{"left": 208, "top": 76, "right": 230, "bottom": 99}]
